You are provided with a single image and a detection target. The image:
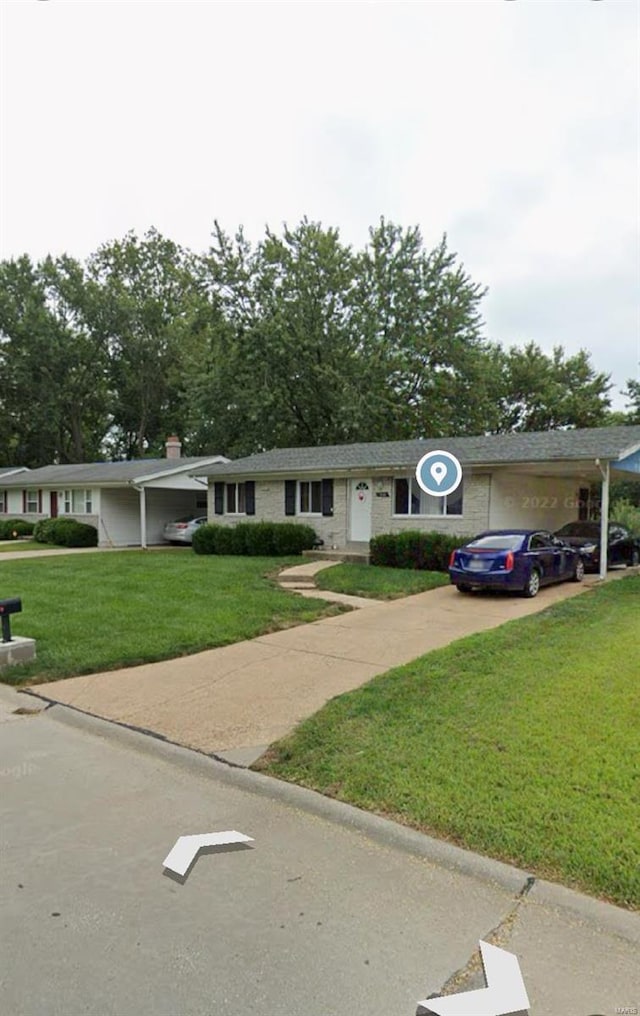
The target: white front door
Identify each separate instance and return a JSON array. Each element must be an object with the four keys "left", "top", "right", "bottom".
[{"left": 349, "top": 479, "right": 372, "bottom": 542}]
